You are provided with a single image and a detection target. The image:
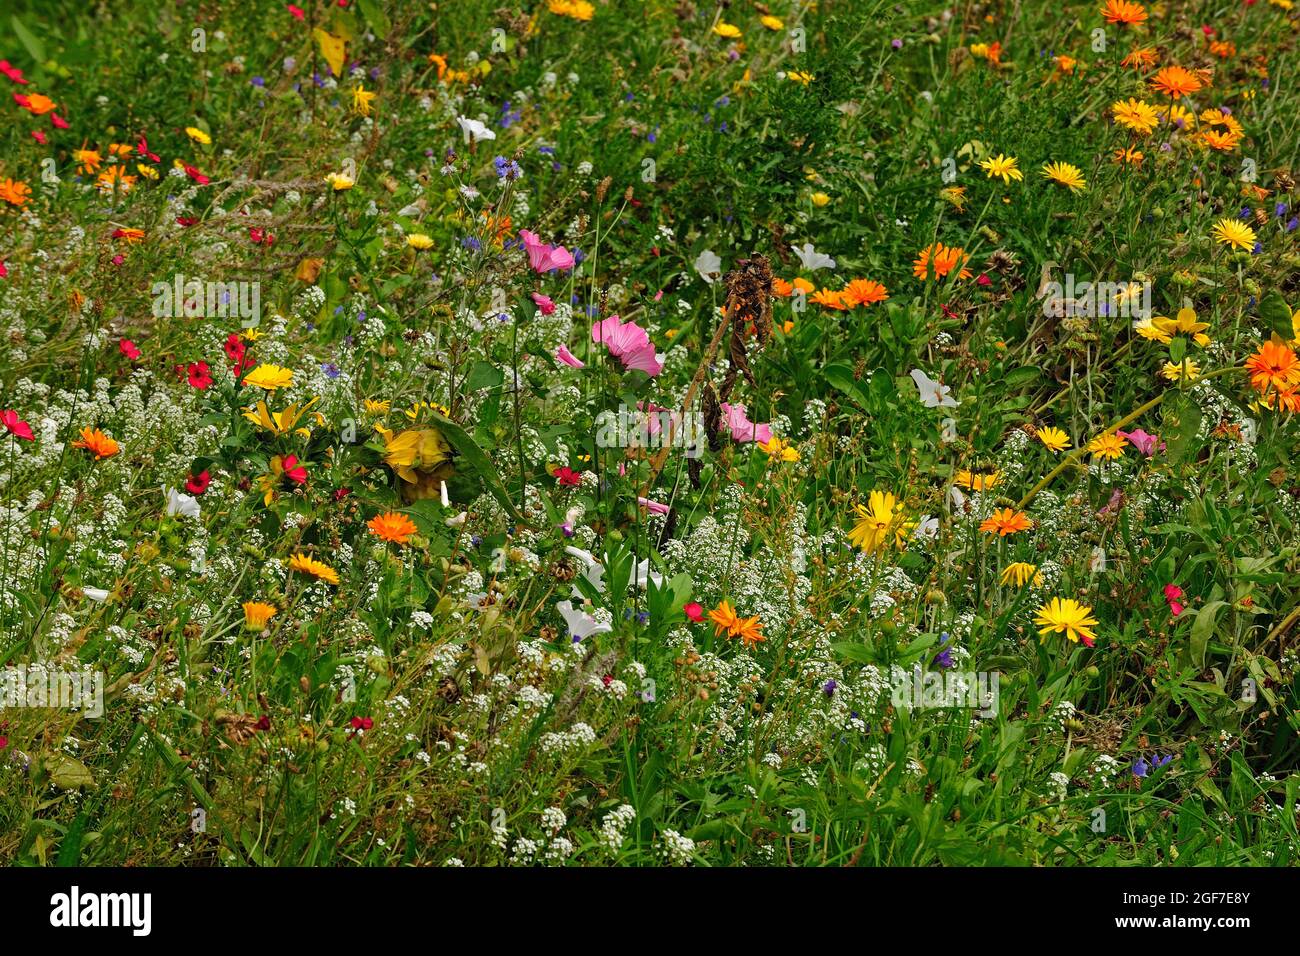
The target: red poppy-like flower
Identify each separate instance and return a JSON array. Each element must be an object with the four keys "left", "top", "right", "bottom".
[
  {"left": 177, "top": 216, "right": 199, "bottom": 227},
  {"left": 249, "top": 227, "right": 275, "bottom": 246},
  {"left": 255, "top": 715, "right": 271, "bottom": 731},
  {"left": 334, "top": 487, "right": 352, "bottom": 501},
  {"left": 120, "top": 338, "right": 141, "bottom": 361},
  {"left": 30, "top": 130, "right": 45, "bottom": 144},
  {"left": 136, "top": 135, "right": 160, "bottom": 163},
  {"left": 683, "top": 601, "right": 704, "bottom": 623},
  {"left": 50, "top": 113, "right": 69, "bottom": 129},
  {"left": 554, "top": 466, "right": 582, "bottom": 487},
  {"left": 288, "top": 4, "right": 305, "bottom": 19},
  {"left": 0, "top": 261, "right": 7, "bottom": 278},
  {"left": 224, "top": 333, "right": 246, "bottom": 363},
  {"left": 187, "top": 361, "right": 213, "bottom": 390},
  {"left": 1163, "top": 584, "right": 1185, "bottom": 617},
  {"left": 186, "top": 470, "right": 211, "bottom": 495},
  {"left": 349, "top": 716, "right": 374, "bottom": 732},
  {"left": 282, "top": 454, "right": 308, "bottom": 485},
  {"left": 0, "top": 60, "right": 28, "bottom": 84},
  {"left": 183, "top": 164, "right": 210, "bottom": 185},
  {"left": 1, "top": 409, "right": 35, "bottom": 441}
]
